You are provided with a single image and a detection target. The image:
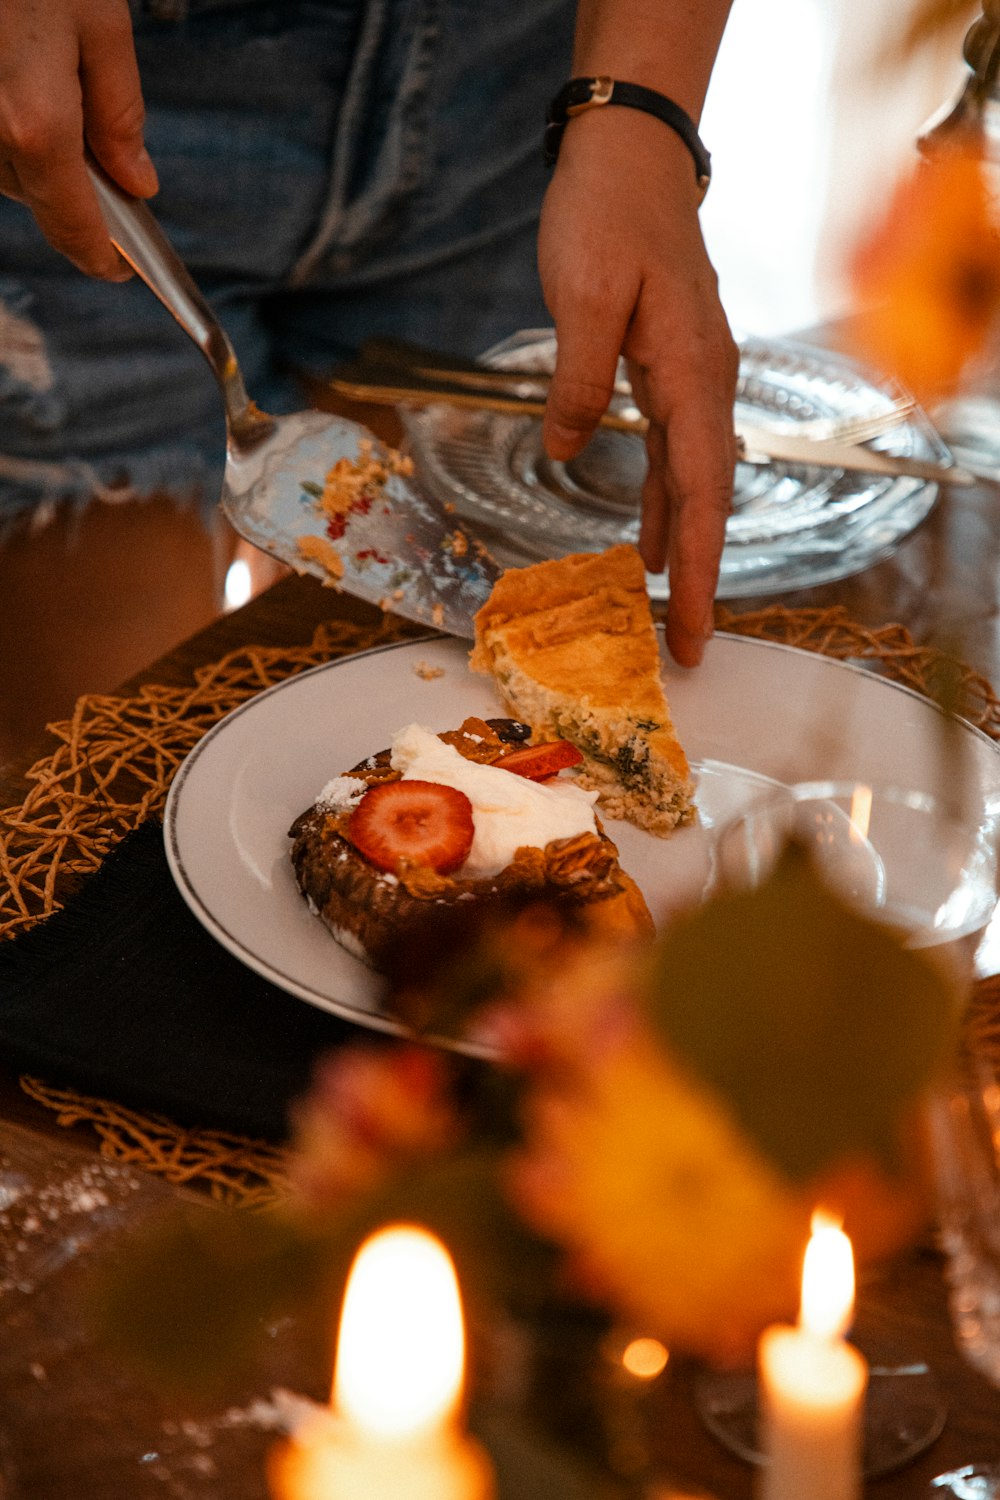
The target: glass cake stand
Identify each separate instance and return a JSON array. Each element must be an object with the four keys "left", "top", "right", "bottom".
[{"left": 401, "top": 328, "right": 953, "bottom": 599}]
